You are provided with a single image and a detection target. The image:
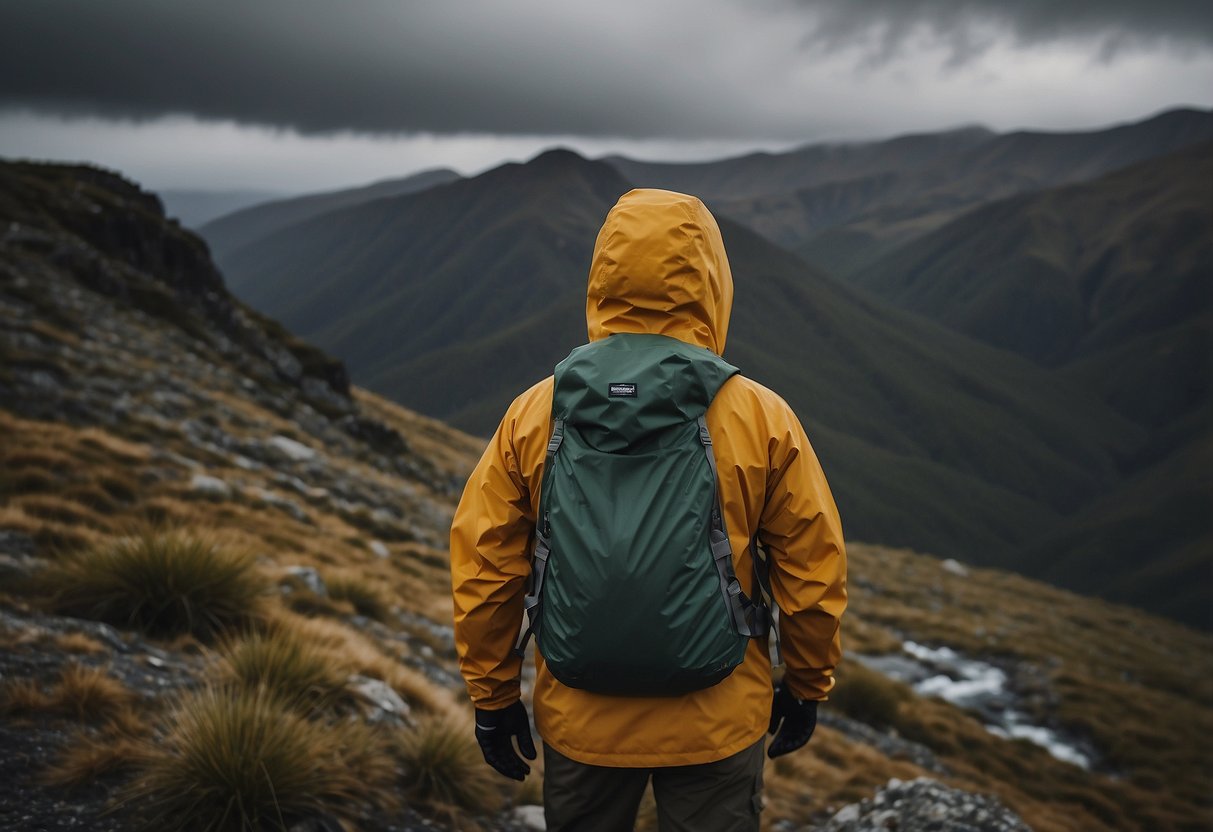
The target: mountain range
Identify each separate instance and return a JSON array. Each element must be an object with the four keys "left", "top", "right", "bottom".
[{"left": 199, "top": 108, "right": 1212, "bottom": 629}]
